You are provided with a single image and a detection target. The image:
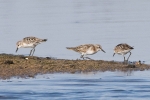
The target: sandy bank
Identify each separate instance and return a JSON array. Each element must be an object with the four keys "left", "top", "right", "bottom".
[{"left": 0, "top": 54, "right": 149, "bottom": 79}]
